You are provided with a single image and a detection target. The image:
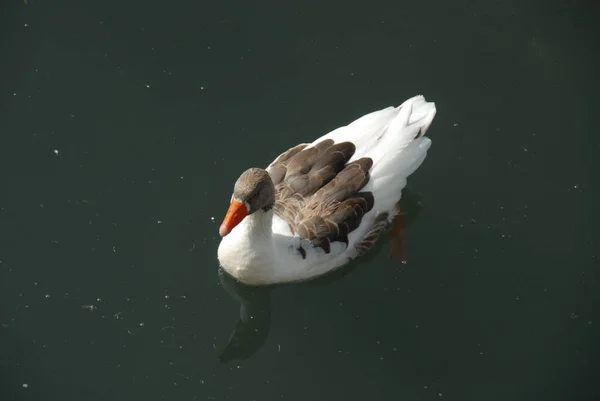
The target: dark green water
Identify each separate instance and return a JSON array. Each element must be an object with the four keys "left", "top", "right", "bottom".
[{"left": 1, "top": 0, "right": 599, "bottom": 400}]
